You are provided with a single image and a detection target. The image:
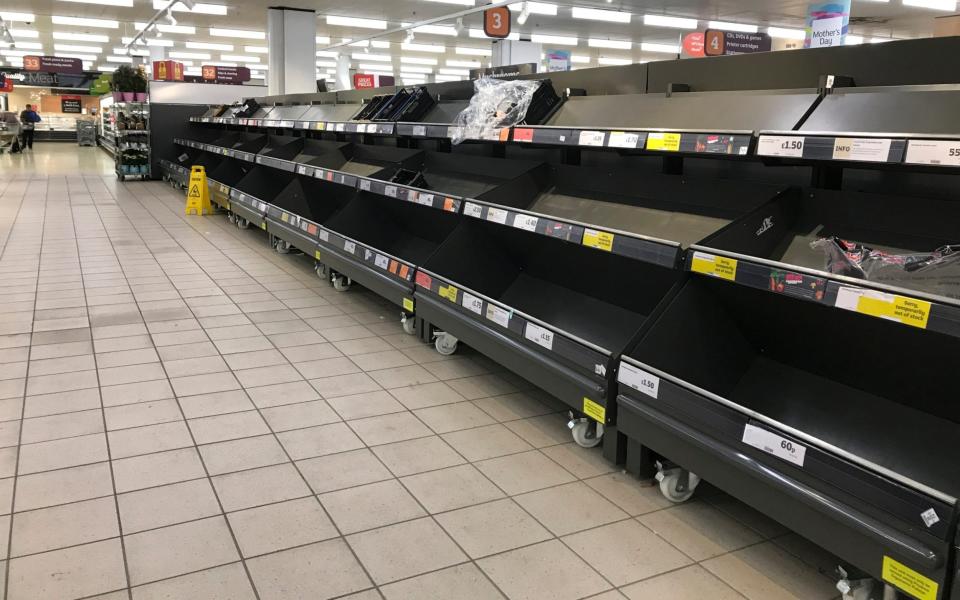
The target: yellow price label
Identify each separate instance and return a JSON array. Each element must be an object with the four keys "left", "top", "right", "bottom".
[
  {"left": 260, "top": 222, "right": 267, "bottom": 230},
  {"left": 646, "top": 132, "right": 682, "bottom": 152},
  {"left": 403, "top": 298, "right": 415, "bottom": 312},
  {"left": 582, "top": 228, "right": 614, "bottom": 252},
  {"left": 690, "top": 252, "right": 738, "bottom": 281},
  {"left": 438, "top": 285, "right": 459, "bottom": 303},
  {"left": 836, "top": 288, "right": 931, "bottom": 329},
  {"left": 882, "top": 557, "right": 938, "bottom": 600},
  {"left": 314, "top": 250, "right": 321, "bottom": 260},
  {"left": 281, "top": 213, "right": 289, "bottom": 223},
  {"left": 583, "top": 398, "right": 606, "bottom": 423},
  {"left": 315, "top": 122, "right": 325, "bottom": 130}
]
